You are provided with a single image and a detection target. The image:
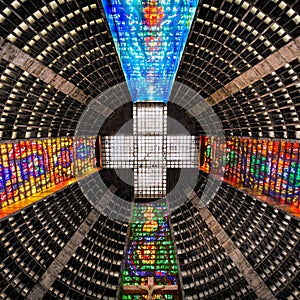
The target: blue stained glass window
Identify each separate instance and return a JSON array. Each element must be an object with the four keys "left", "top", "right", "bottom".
[{"left": 101, "top": 0, "right": 199, "bottom": 103}]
